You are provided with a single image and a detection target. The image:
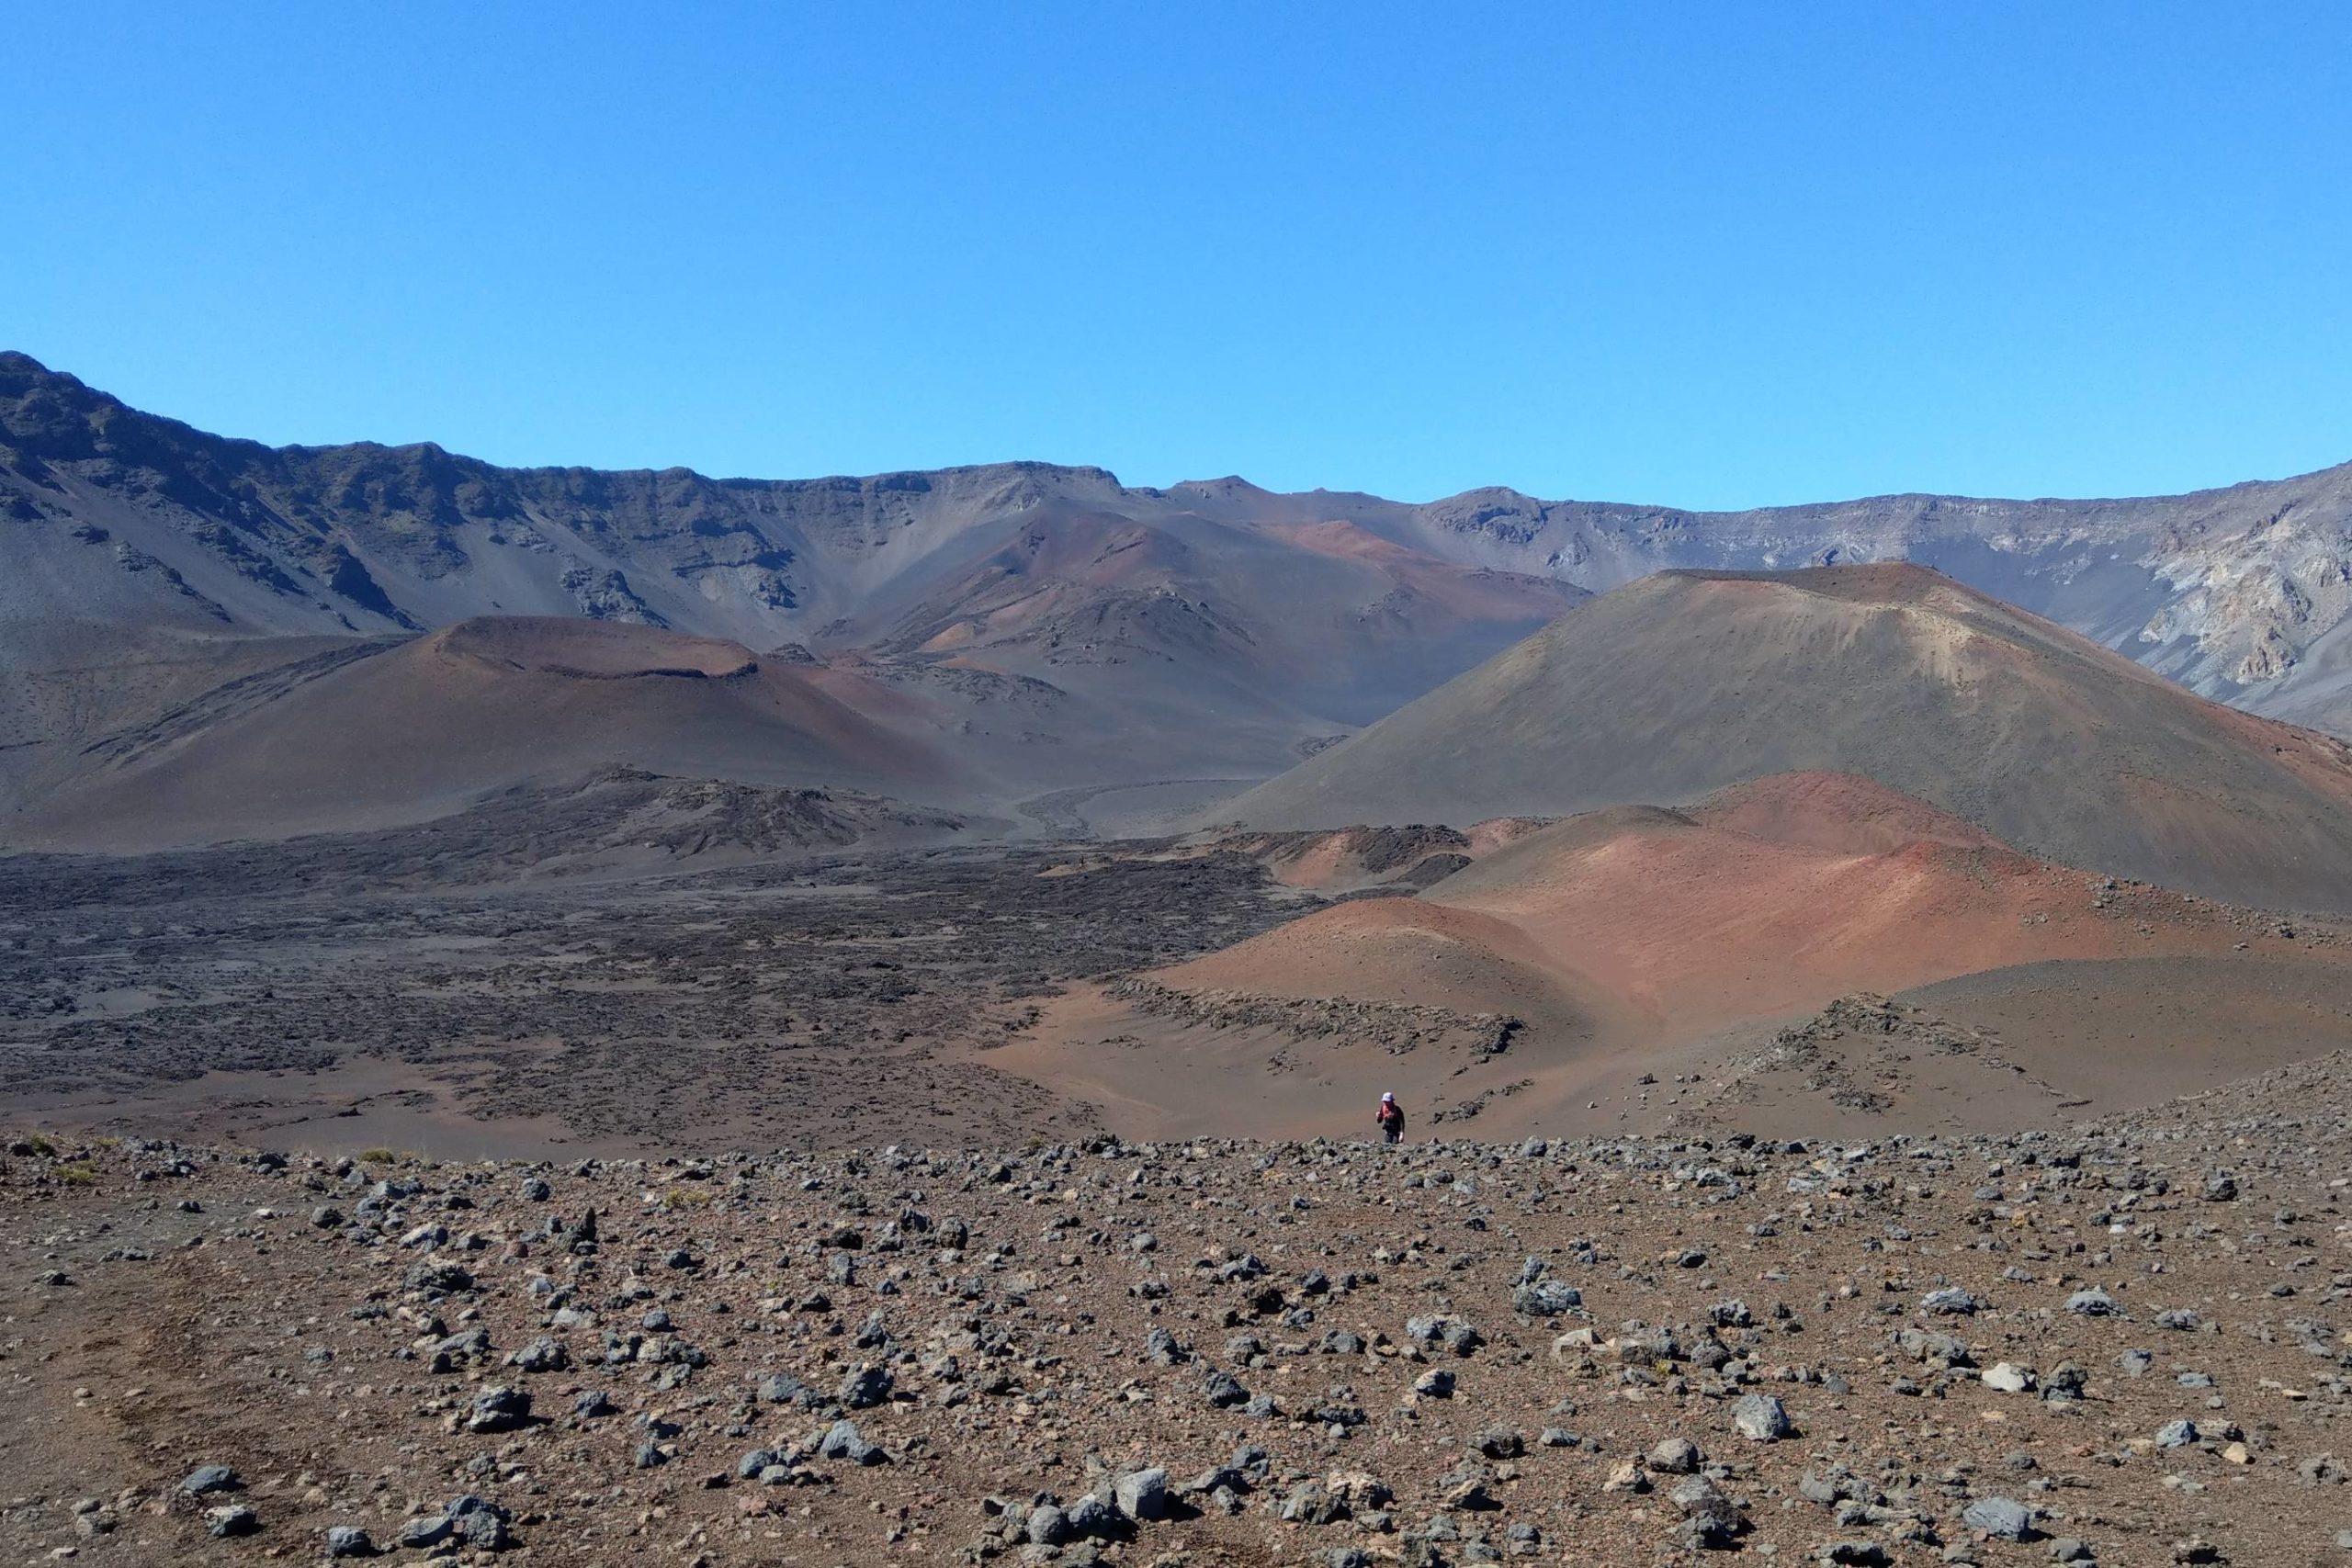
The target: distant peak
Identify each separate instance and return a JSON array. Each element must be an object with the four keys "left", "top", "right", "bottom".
[
  {"left": 0, "top": 350, "right": 96, "bottom": 398},
  {"left": 1170, "top": 475, "right": 1272, "bottom": 495},
  {"left": 1423, "top": 484, "right": 1545, "bottom": 509}
]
